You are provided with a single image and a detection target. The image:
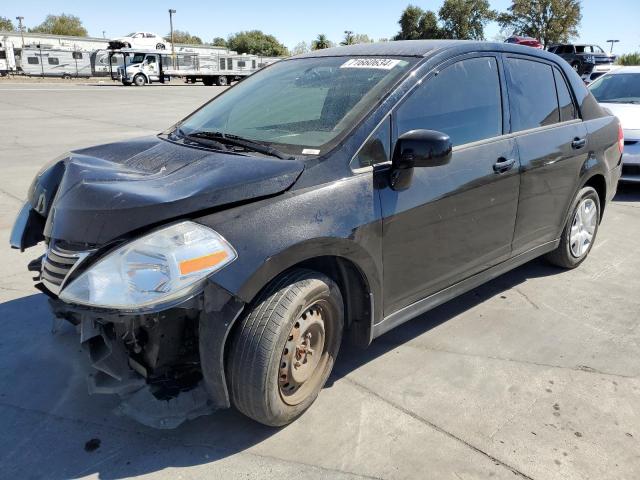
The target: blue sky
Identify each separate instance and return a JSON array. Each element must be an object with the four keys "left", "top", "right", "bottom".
[{"left": 4, "top": 0, "right": 639, "bottom": 54}]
